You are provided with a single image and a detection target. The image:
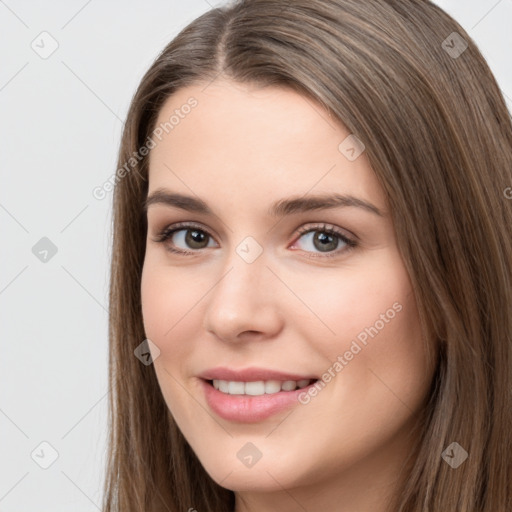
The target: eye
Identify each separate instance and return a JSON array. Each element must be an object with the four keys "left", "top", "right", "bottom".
[
  {"left": 152, "top": 222, "right": 217, "bottom": 255},
  {"left": 290, "top": 223, "right": 357, "bottom": 258}
]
